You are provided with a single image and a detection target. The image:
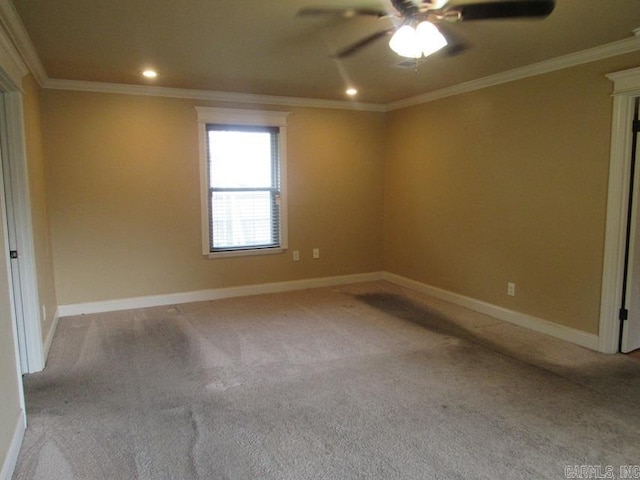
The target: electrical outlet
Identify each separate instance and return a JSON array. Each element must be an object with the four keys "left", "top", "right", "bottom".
[
  {"left": 293, "top": 250, "right": 300, "bottom": 262},
  {"left": 313, "top": 248, "right": 320, "bottom": 259},
  {"left": 507, "top": 282, "right": 516, "bottom": 296}
]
